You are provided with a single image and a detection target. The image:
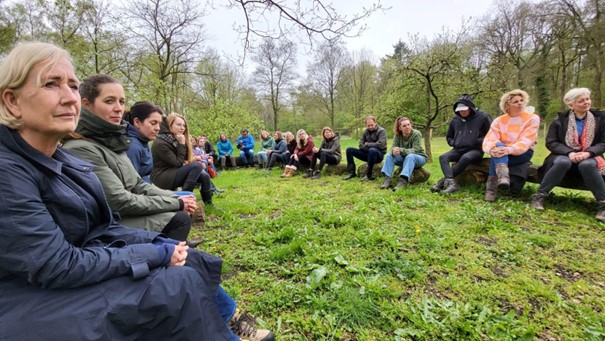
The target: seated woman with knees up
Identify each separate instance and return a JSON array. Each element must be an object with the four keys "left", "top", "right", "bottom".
[
  {"left": 305, "top": 126, "right": 341, "bottom": 179},
  {"left": 151, "top": 113, "right": 215, "bottom": 205},
  {"left": 530, "top": 88, "right": 605, "bottom": 222},
  {"left": 281, "top": 129, "right": 314, "bottom": 177},
  {"left": 482, "top": 89, "right": 540, "bottom": 202}
]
